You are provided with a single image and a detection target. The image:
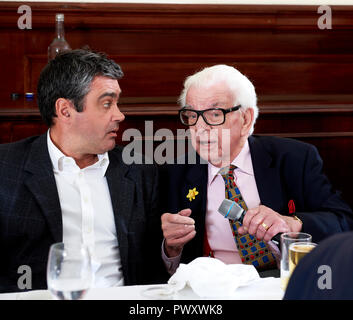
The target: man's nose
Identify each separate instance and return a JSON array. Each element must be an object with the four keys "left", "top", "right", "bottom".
[
  {"left": 113, "top": 107, "right": 125, "bottom": 122},
  {"left": 194, "top": 114, "right": 210, "bottom": 131}
]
